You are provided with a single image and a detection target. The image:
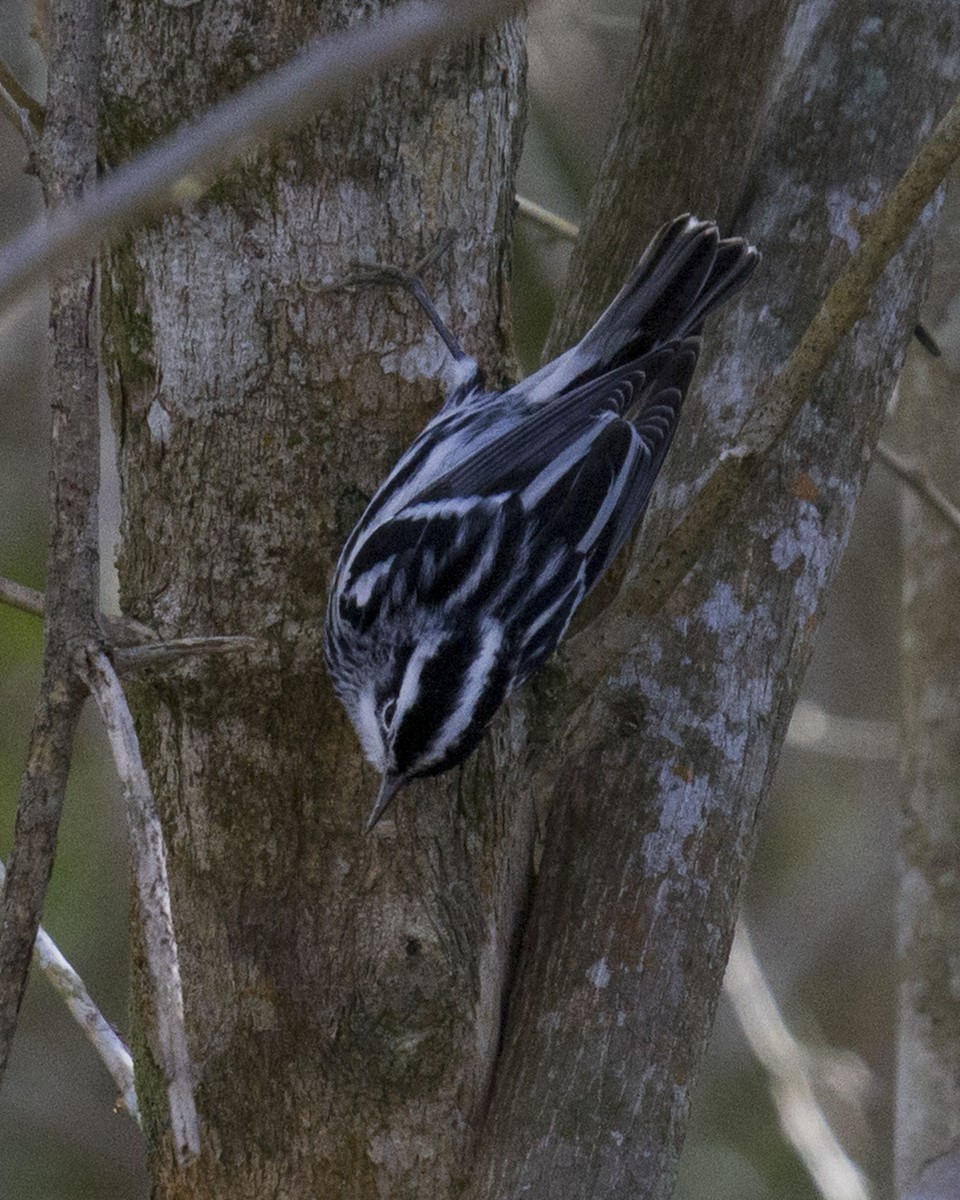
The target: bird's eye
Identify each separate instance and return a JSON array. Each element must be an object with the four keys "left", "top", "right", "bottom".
[{"left": 381, "top": 698, "right": 397, "bottom": 730}]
